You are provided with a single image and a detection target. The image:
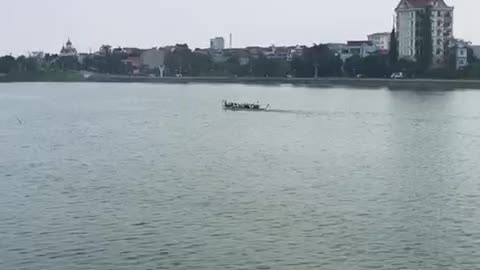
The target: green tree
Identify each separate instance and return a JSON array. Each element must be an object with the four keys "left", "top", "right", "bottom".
[
  {"left": 290, "top": 56, "right": 309, "bottom": 78},
  {"left": 82, "top": 53, "right": 128, "bottom": 74},
  {"left": 362, "top": 54, "right": 389, "bottom": 78},
  {"left": 0, "top": 56, "right": 16, "bottom": 73},
  {"left": 15, "top": 56, "right": 26, "bottom": 72},
  {"left": 165, "top": 44, "right": 193, "bottom": 76},
  {"left": 251, "top": 56, "right": 289, "bottom": 77},
  {"left": 344, "top": 54, "right": 390, "bottom": 78},
  {"left": 213, "top": 56, "right": 250, "bottom": 77},
  {"left": 58, "top": 56, "right": 80, "bottom": 71},
  {"left": 344, "top": 55, "right": 363, "bottom": 77},
  {"left": 467, "top": 47, "right": 478, "bottom": 64},
  {"left": 388, "top": 27, "right": 398, "bottom": 66},
  {"left": 416, "top": 6, "right": 433, "bottom": 71},
  {"left": 100, "top": 45, "right": 112, "bottom": 55},
  {"left": 294, "top": 44, "right": 342, "bottom": 77},
  {"left": 190, "top": 53, "right": 212, "bottom": 76},
  {"left": 394, "top": 58, "right": 417, "bottom": 77}
]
